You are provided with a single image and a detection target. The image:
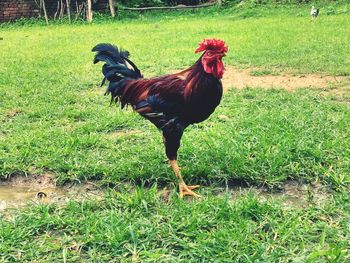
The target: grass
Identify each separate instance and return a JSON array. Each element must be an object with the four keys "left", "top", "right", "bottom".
[
  {"left": 1, "top": 4, "right": 349, "bottom": 185},
  {"left": 1, "top": 189, "right": 350, "bottom": 262},
  {"left": 249, "top": 69, "right": 275, "bottom": 76},
  {"left": 0, "top": 3, "right": 350, "bottom": 262}
]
